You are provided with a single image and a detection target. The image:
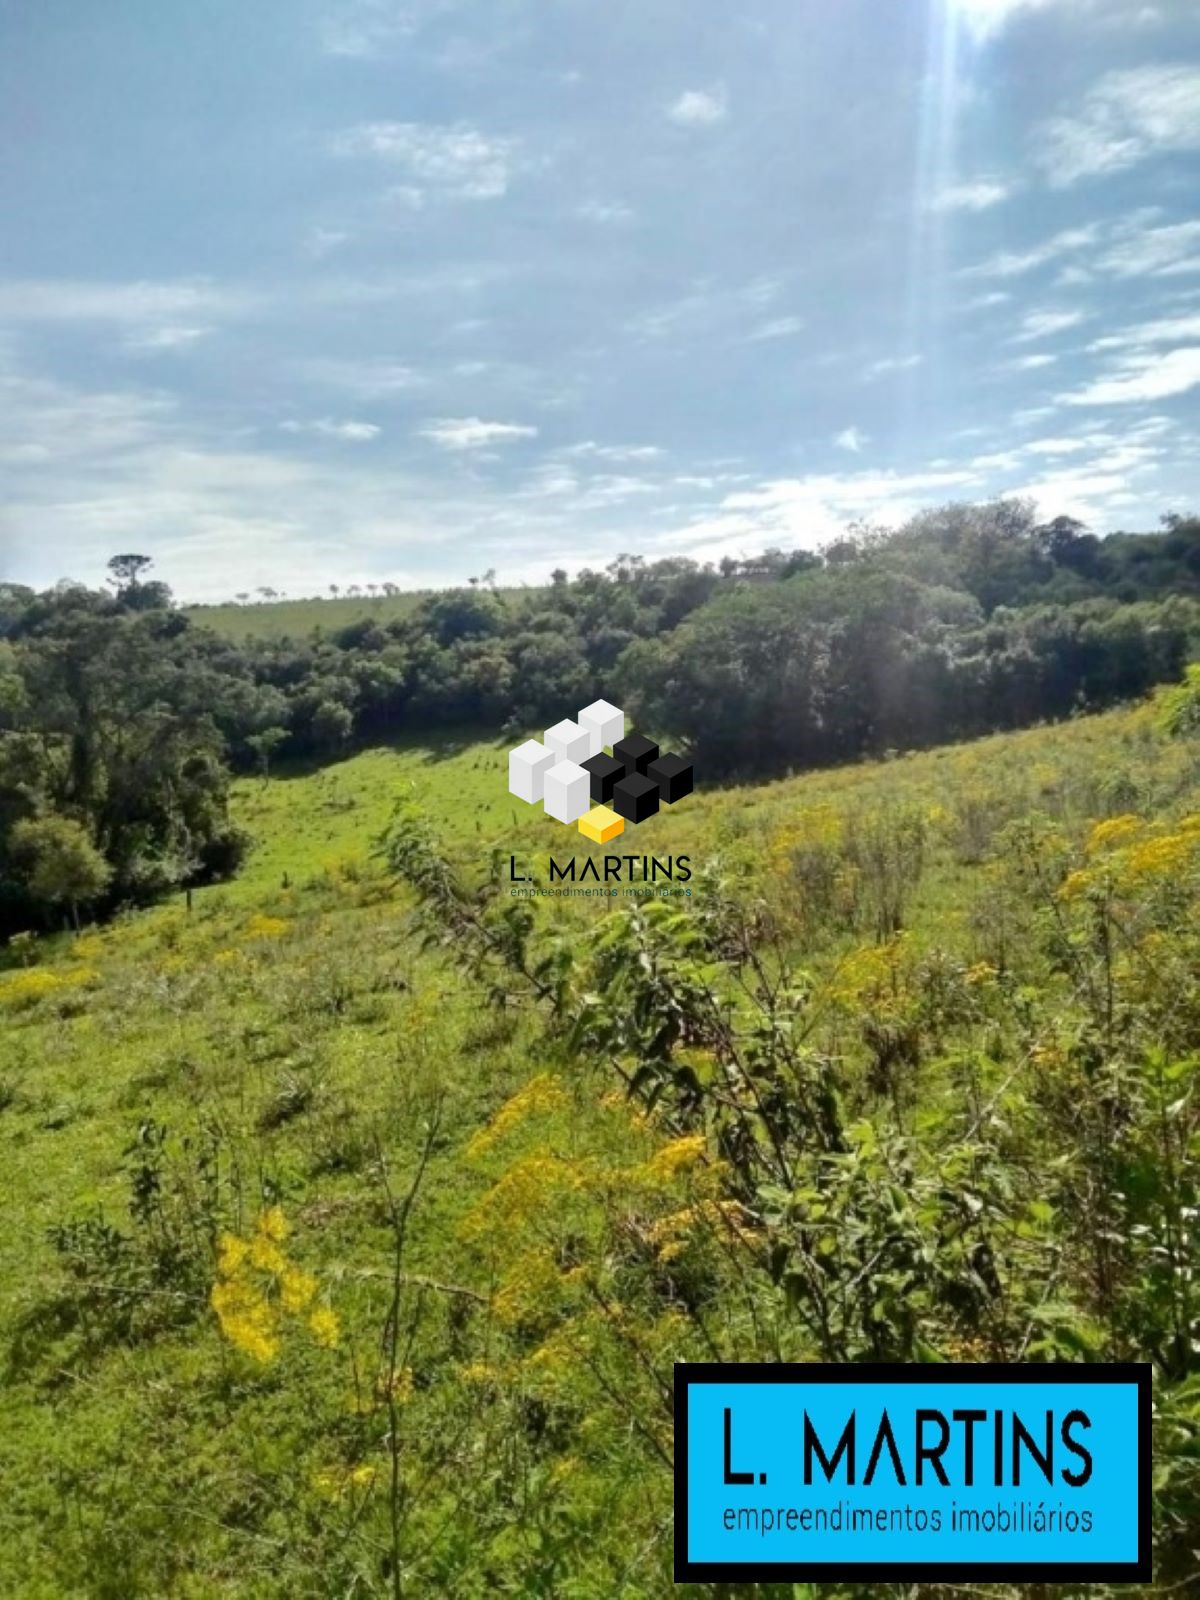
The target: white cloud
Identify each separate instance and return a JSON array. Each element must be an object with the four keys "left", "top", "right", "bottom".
[
  {"left": 628, "top": 276, "right": 782, "bottom": 342},
  {"left": 659, "top": 466, "right": 982, "bottom": 562},
  {"left": 835, "top": 426, "right": 867, "bottom": 453},
  {"left": 1008, "top": 353, "right": 1059, "bottom": 370},
  {"left": 1096, "top": 219, "right": 1200, "bottom": 278},
  {"left": 304, "top": 226, "right": 351, "bottom": 259},
  {"left": 747, "top": 315, "right": 805, "bottom": 342},
  {"left": 418, "top": 417, "right": 538, "bottom": 450},
  {"left": 332, "top": 121, "right": 518, "bottom": 200},
  {"left": 1037, "top": 65, "right": 1200, "bottom": 186},
  {"left": 0, "top": 370, "right": 177, "bottom": 464},
  {"left": 1087, "top": 312, "right": 1200, "bottom": 353},
  {"left": 125, "top": 325, "right": 211, "bottom": 352},
  {"left": 279, "top": 418, "right": 381, "bottom": 442},
  {"left": 1012, "top": 308, "right": 1087, "bottom": 342},
  {"left": 576, "top": 200, "right": 633, "bottom": 225},
  {"left": 563, "top": 441, "right": 663, "bottom": 463},
  {"left": 930, "top": 177, "right": 1014, "bottom": 212},
  {"left": 963, "top": 291, "right": 1013, "bottom": 310},
  {"left": 951, "top": 0, "right": 1060, "bottom": 43},
  {"left": 302, "top": 358, "right": 423, "bottom": 396},
  {"left": 1060, "top": 347, "right": 1200, "bottom": 405},
  {"left": 667, "top": 87, "right": 727, "bottom": 127},
  {"left": 960, "top": 224, "right": 1101, "bottom": 279},
  {"left": 318, "top": 1, "right": 457, "bottom": 57},
  {"left": 0, "top": 277, "right": 248, "bottom": 325},
  {"left": 864, "top": 354, "right": 923, "bottom": 380},
  {"left": 1023, "top": 436, "right": 1091, "bottom": 455}
]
